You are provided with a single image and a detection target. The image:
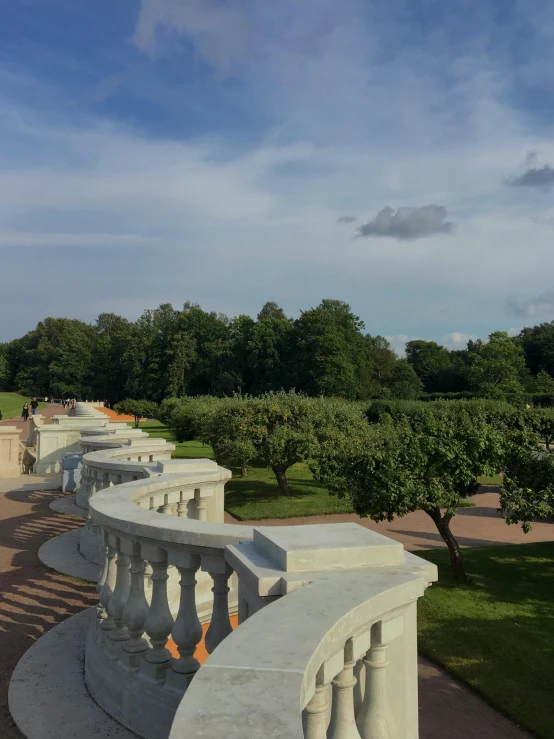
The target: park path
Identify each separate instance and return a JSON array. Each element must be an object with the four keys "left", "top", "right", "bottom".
[
  {"left": 0, "top": 402, "right": 69, "bottom": 436},
  {"left": 226, "top": 487, "right": 554, "bottom": 551},
  {"left": 0, "top": 474, "right": 532, "bottom": 739},
  {"left": 0, "top": 475, "right": 97, "bottom": 739}
]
